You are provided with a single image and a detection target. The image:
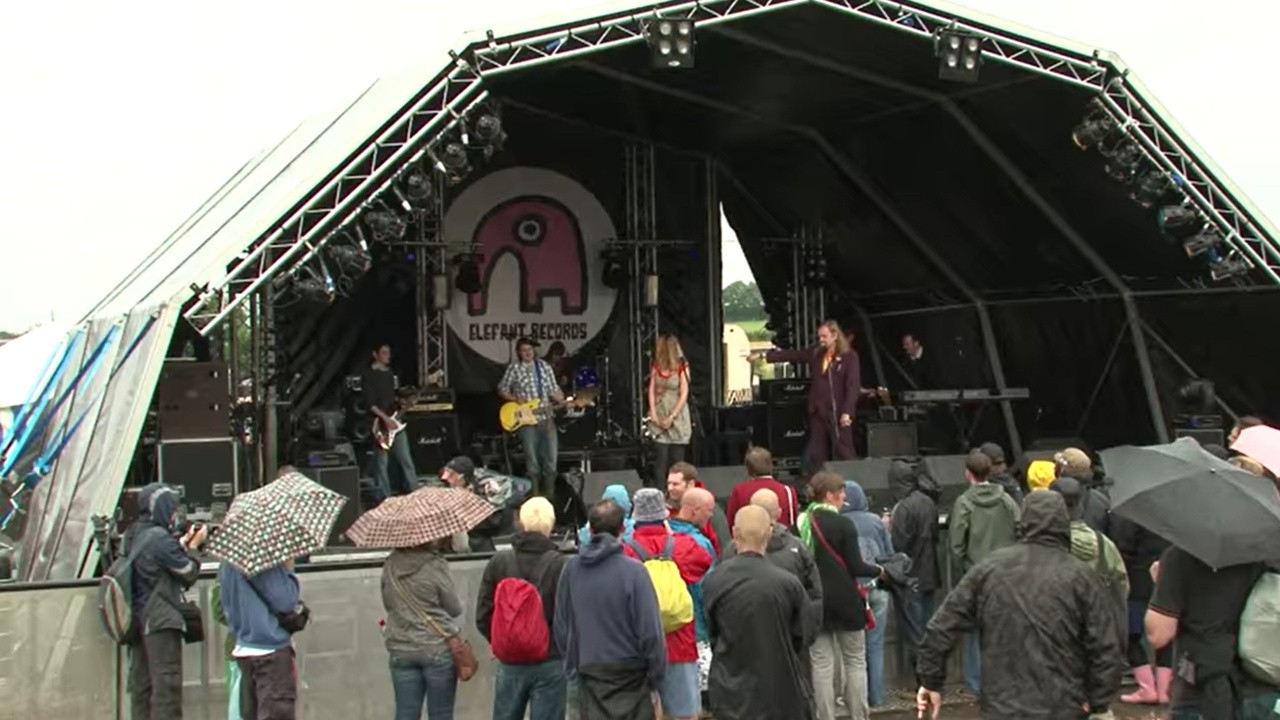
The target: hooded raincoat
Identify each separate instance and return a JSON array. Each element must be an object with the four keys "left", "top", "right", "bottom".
[
  {"left": 949, "top": 481, "right": 1020, "bottom": 578},
  {"left": 888, "top": 461, "right": 940, "bottom": 591}
]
